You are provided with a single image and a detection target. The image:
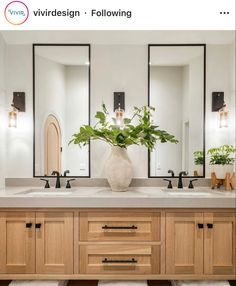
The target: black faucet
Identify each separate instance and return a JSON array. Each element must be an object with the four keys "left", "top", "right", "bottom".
[
  {"left": 178, "top": 171, "right": 188, "bottom": 188},
  {"left": 51, "top": 171, "right": 61, "bottom": 188},
  {"left": 63, "top": 170, "right": 70, "bottom": 176},
  {"left": 168, "top": 169, "right": 175, "bottom": 177}
]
